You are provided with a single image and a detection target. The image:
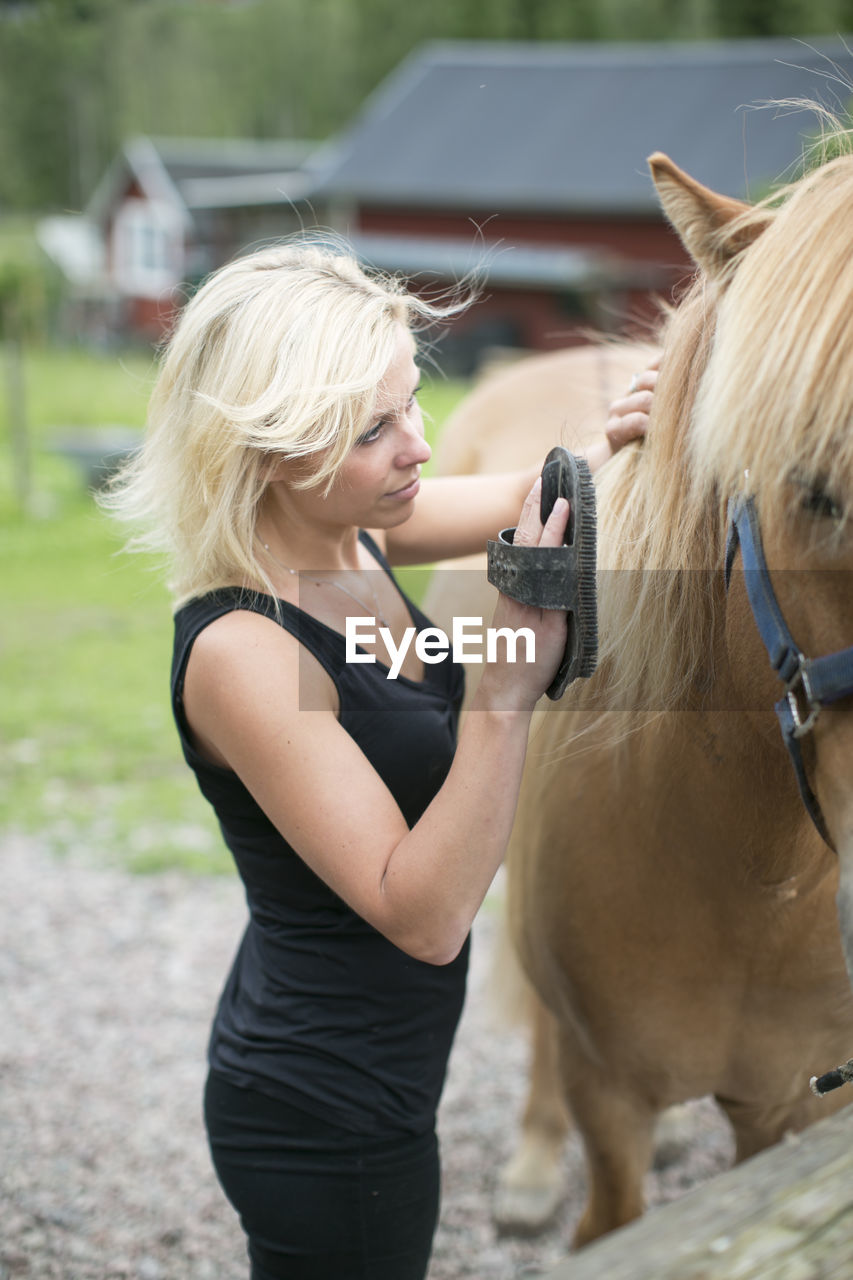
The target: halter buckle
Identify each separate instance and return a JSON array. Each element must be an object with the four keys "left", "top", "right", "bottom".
[{"left": 786, "top": 656, "right": 822, "bottom": 738}]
